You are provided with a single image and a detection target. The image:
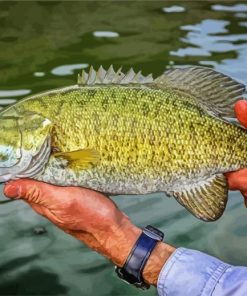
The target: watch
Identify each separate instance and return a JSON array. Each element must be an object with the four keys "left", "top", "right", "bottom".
[{"left": 115, "top": 225, "right": 164, "bottom": 289}]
